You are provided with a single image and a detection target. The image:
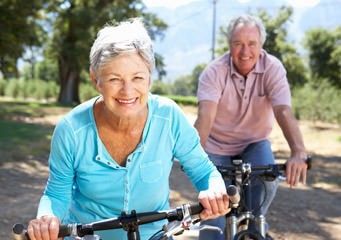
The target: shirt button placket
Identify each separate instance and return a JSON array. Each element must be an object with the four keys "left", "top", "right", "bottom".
[{"left": 124, "top": 176, "right": 129, "bottom": 209}]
